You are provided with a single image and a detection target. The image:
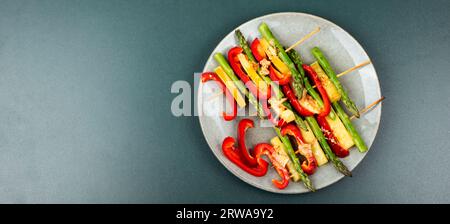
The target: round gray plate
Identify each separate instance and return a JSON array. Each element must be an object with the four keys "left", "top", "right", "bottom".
[{"left": 198, "top": 12, "right": 382, "bottom": 193}]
